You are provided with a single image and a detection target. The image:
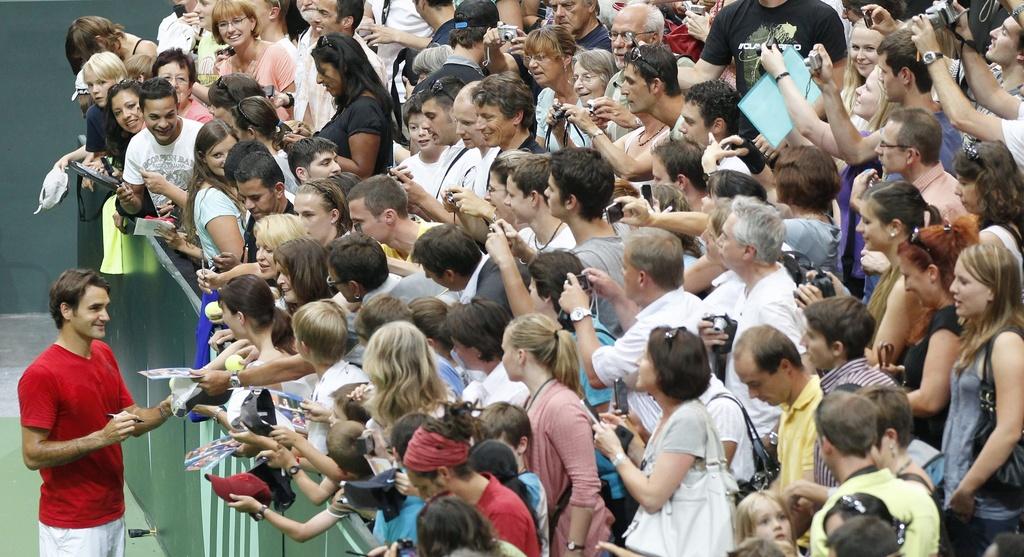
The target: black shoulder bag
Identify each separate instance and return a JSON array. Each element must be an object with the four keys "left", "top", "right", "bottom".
[
  {"left": 710, "top": 392, "right": 780, "bottom": 499},
  {"left": 971, "top": 327, "right": 1024, "bottom": 490}
]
